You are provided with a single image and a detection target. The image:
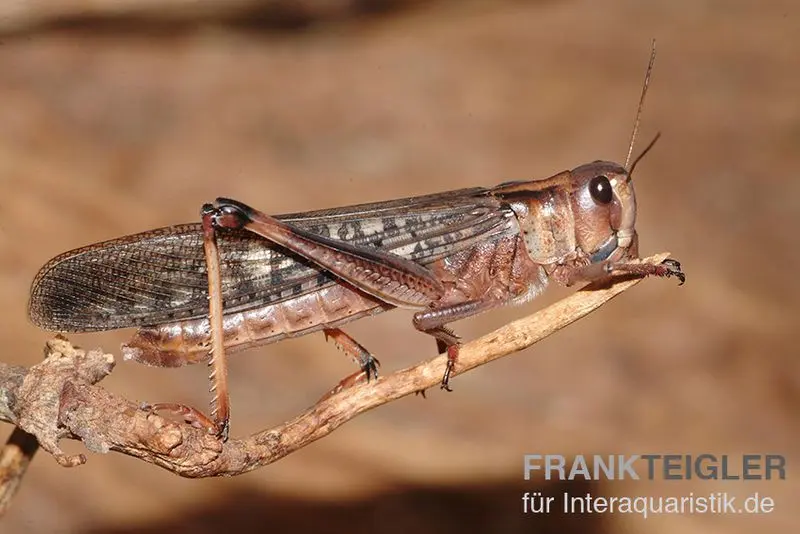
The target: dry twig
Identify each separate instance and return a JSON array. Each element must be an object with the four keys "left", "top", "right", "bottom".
[{"left": 0, "top": 254, "right": 669, "bottom": 507}]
